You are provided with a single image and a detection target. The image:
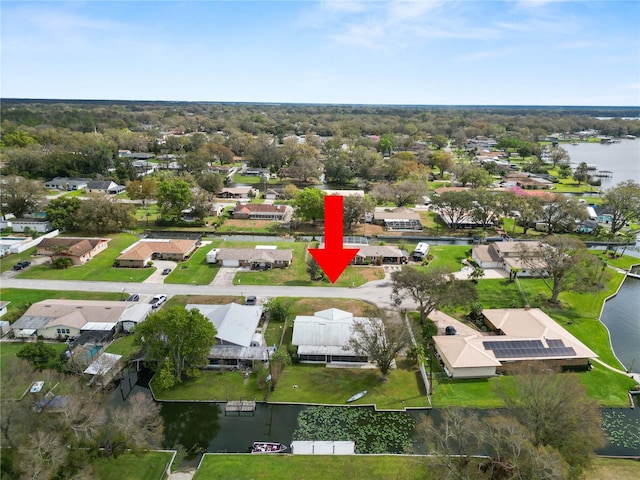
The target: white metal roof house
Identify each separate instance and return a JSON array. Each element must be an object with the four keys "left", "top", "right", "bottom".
[
  {"left": 186, "top": 303, "right": 270, "bottom": 369},
  {"left": 291, "top": 308, "right": 371, "bottom": 365}
]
